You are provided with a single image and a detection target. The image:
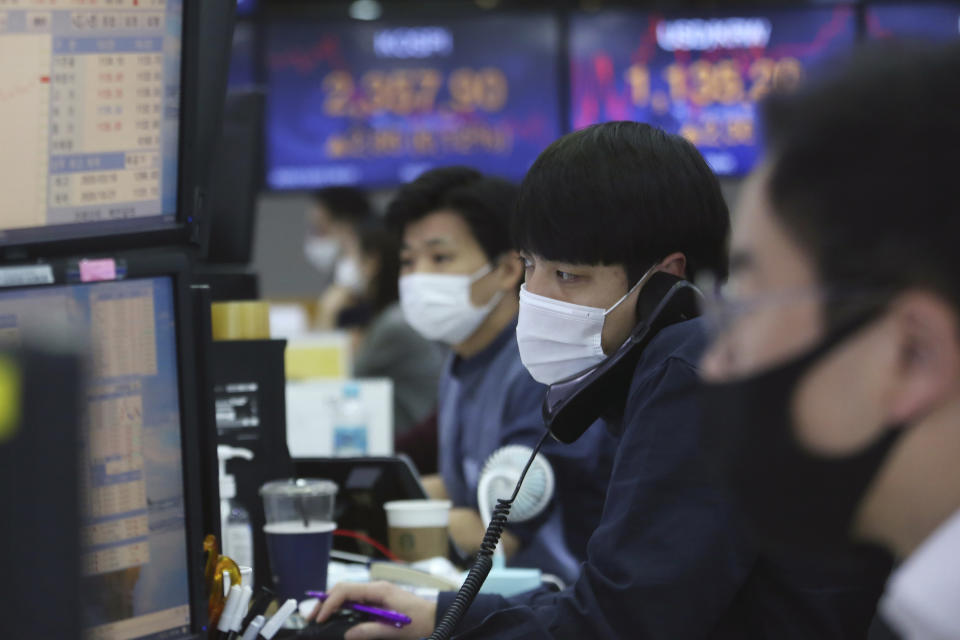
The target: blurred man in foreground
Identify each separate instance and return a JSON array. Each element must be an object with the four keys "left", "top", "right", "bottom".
[{"left": 699, "top": 43, "right": 960, "bottom": 639}]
